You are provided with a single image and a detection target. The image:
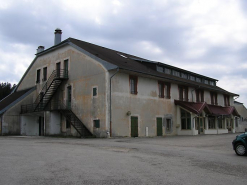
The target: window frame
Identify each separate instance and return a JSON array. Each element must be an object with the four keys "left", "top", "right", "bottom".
[
  {"left": 210, "top": 92, "right": 218, "bottom": 105},
  {"left": 129, "top": 75, "right": 138, "bottom": 95},
  {"left": 224, "top": 94, "right": 230, "bottom": 106},
  {"left": 181, "top": 109, "right": 191, "bottom": 130},
  {"left": 36, "top": 69, "right": 41, "bottom": 84},
  {"left": 43, "top": 67, "right": 47, "bottom": 82},
  {"left": 94, "top": 119, "right": 100, "bottom": 128},
  {"left": 196, "top": 89, "right": 204, "bottom": 102},
  {"left": 178, "top": 86, "right": 188, "bottom": 101}
]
